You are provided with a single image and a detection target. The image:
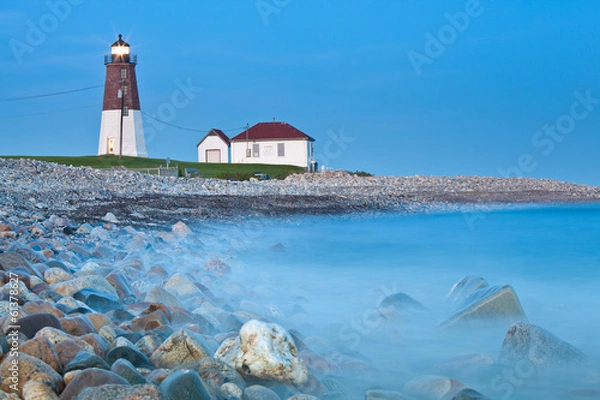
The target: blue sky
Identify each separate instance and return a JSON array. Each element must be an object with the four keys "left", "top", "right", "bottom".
[{"left": 1, "top": 0, "right": 598, "bottom": 184}]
